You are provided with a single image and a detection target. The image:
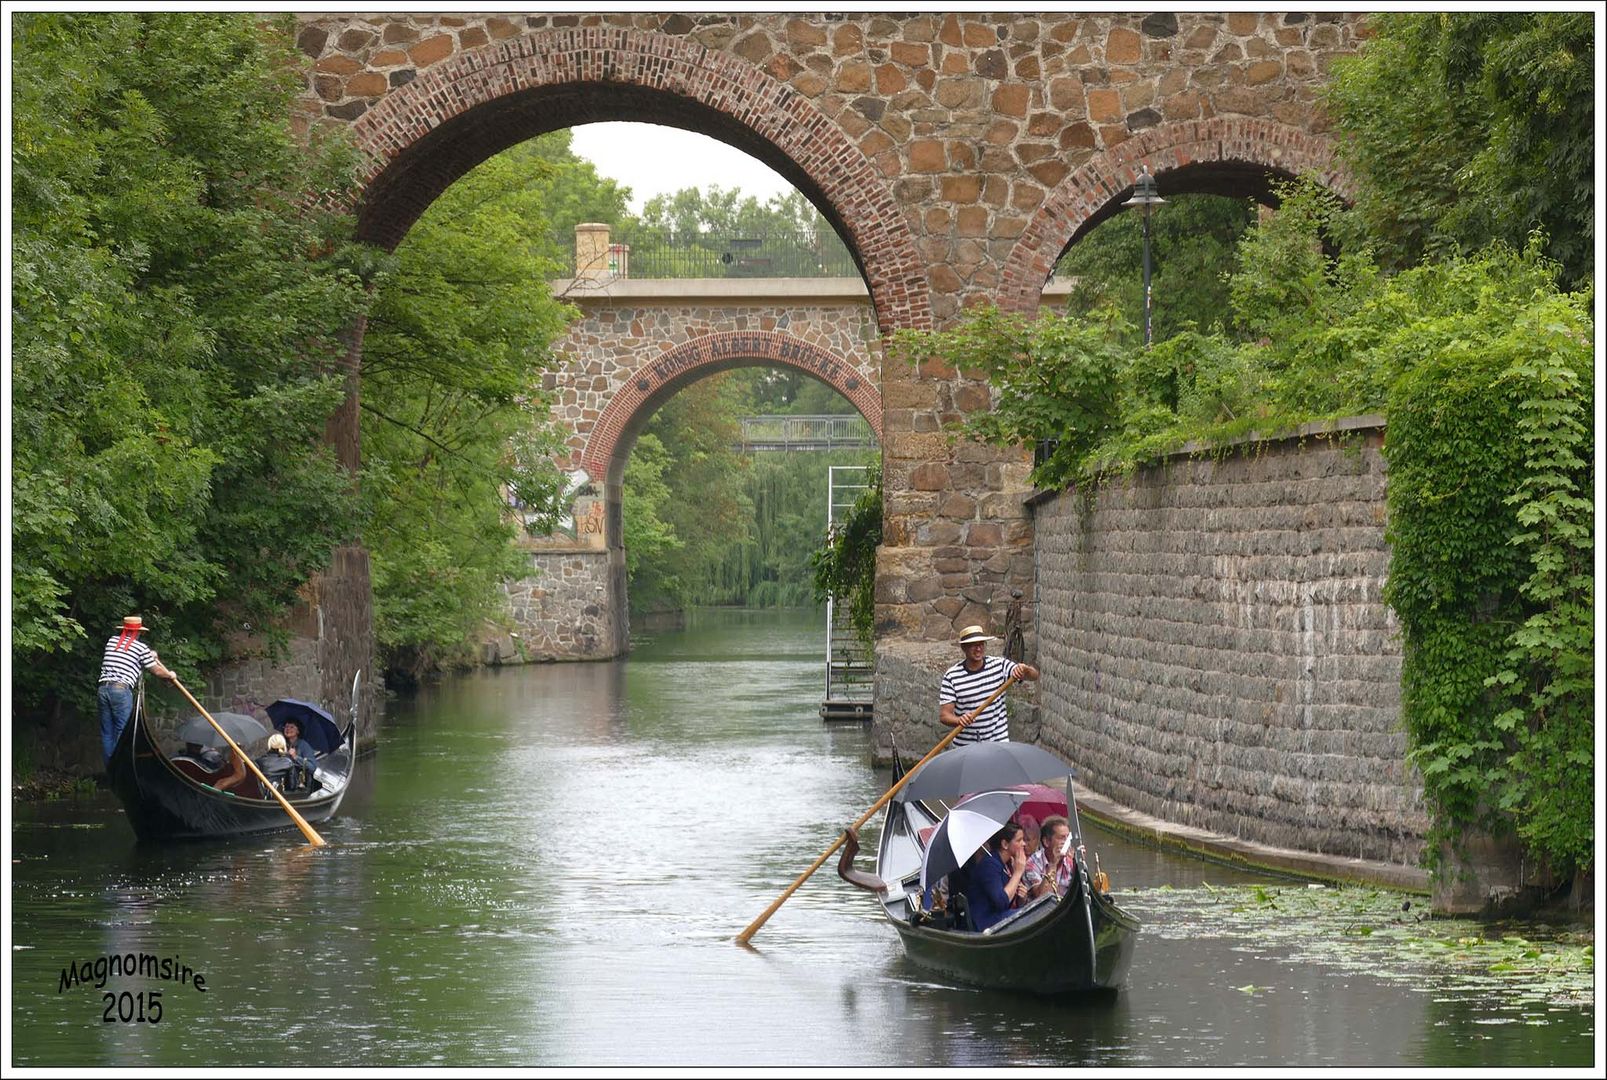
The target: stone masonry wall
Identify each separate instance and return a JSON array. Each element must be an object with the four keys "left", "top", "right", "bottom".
[
  {"left": 498, "top": 550, "right": 618, "bottom": 662},
  {"left": 1033, "top": 419, "right": 1426, "bottom": 866}
]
